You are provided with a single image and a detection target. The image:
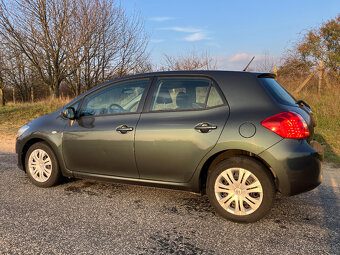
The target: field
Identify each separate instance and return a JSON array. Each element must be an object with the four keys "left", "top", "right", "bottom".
[
  {"left": 0, "top": 98, "right": 69, "bottom": 136},
  {"left": 0, "top": 87, "right": 339, "bottom": 163}
]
